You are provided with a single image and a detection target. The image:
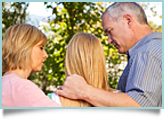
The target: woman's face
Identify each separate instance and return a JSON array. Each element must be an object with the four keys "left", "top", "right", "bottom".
[{"left": 30, "top": 40, "right": 48, "bottom": 72}]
